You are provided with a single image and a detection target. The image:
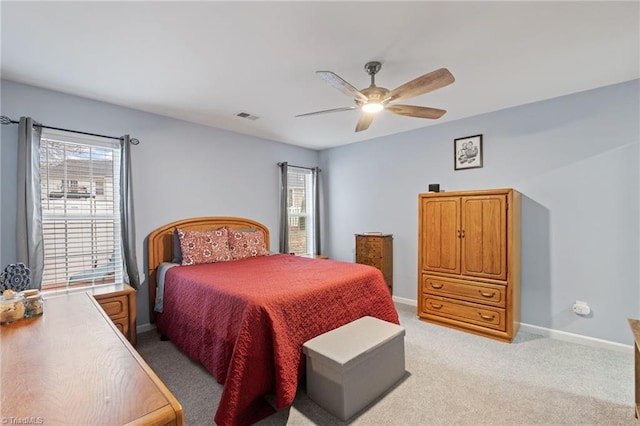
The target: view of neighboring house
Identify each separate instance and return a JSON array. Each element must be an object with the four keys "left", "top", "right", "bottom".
[
  {"left": 40, "top": 149, "right": 120, "bottom": 289},
  {"left": 286, "top": 167, "right": 316, "bottom": 256}
]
